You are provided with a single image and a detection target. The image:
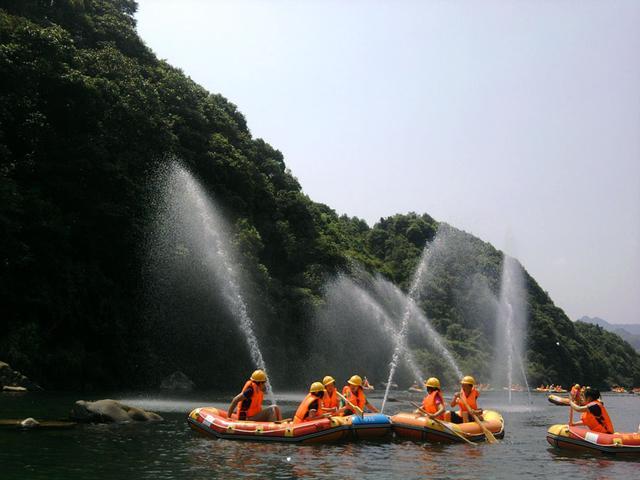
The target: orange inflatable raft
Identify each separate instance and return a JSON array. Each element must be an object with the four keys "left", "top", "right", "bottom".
[
  {"left": 391, "top": 410, "right": 505, "bottom": 443},
  {"left": 187, "top": 407, "right": 391, "bottom": 444},
  {"left": 547, "top": 424, "right": 640, "bottom": 456}
]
